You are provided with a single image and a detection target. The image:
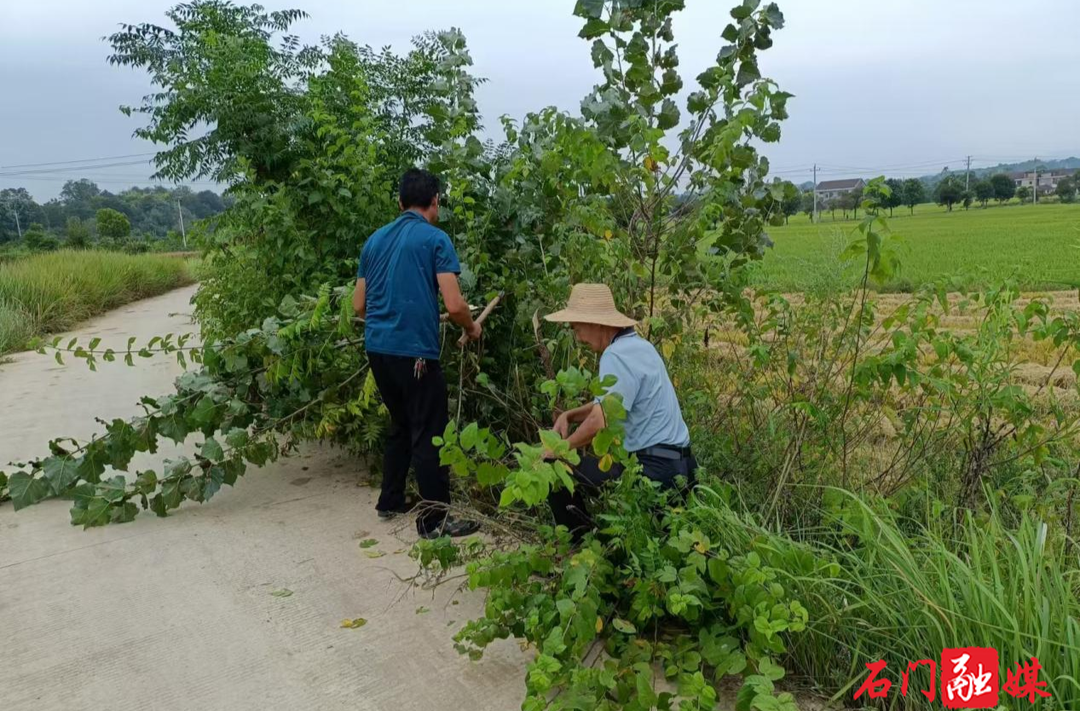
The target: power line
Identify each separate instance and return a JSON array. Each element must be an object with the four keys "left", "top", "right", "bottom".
[
  {"left": 0, "top": 159, "right": 154, "bottom": 178},
  {"left": 0, "top": 152, "right": 157, "bottom": 170}
]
